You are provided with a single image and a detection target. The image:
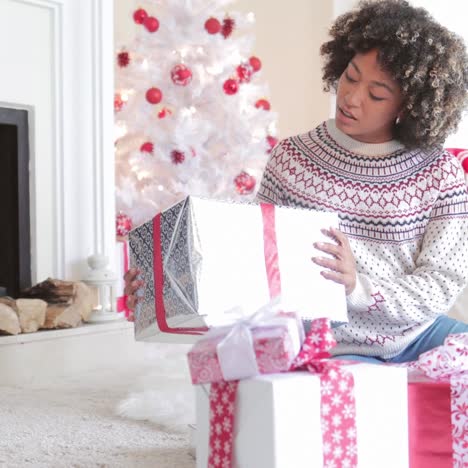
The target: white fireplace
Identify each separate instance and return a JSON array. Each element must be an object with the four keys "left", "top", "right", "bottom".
[{"left": 0, "top": 0, "right": 115, "bottom": 286}]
